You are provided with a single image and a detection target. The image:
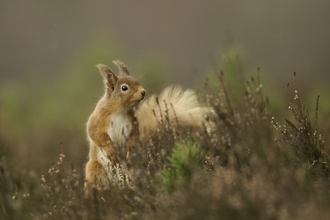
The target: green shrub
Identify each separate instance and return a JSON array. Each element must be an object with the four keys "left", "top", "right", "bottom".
[{"left": 161, "top": 142, "right": 203, "bottom": 192}]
